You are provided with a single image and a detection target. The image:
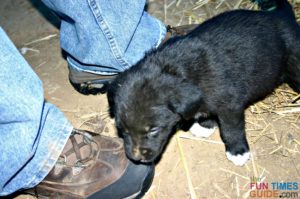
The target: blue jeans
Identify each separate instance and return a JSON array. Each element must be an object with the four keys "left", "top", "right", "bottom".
[
  {"left": 0, "top": 0, "right": 165, "bottom": 196},
  {"left": 0, "top": 27, "right": 73, "bottom": 195},
  {"left": 42, "top": 0, "right": 166, "bottom": 75}
]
